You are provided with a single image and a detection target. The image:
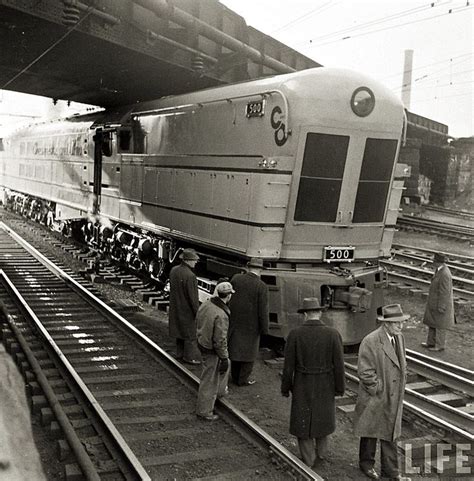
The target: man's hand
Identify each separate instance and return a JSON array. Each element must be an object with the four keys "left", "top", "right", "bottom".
[{"left": 219, "top": 358, "right": 229, "bottom": 374}]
